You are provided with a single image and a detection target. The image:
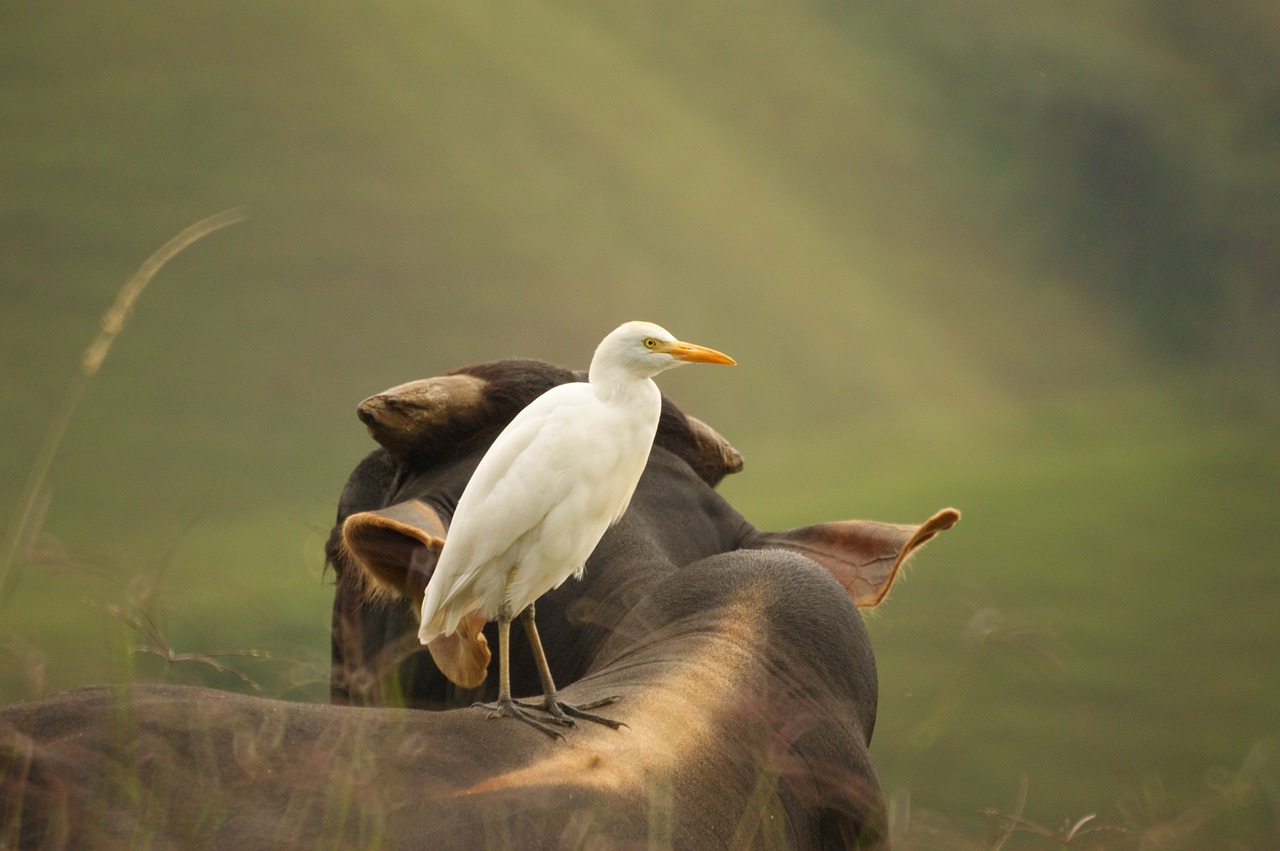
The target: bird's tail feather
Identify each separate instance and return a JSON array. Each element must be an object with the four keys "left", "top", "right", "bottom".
[{"left": 425, "top": 609, "right": 490, "bottom": 688}]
